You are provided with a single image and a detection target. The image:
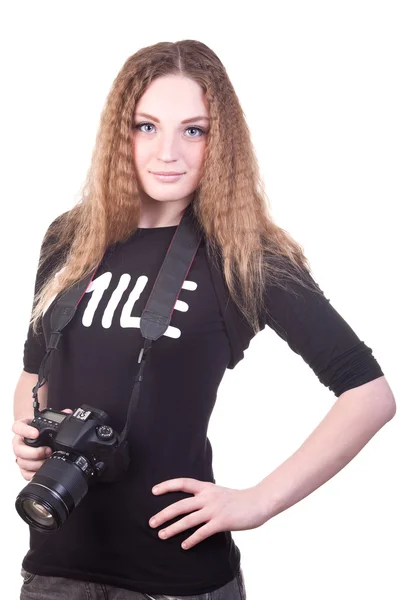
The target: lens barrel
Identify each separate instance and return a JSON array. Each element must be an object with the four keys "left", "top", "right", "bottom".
[{"left": 15, "top": 452, "right": 92, "bottom": 533}]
